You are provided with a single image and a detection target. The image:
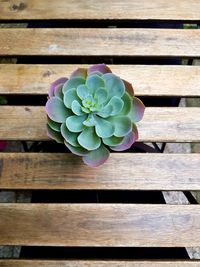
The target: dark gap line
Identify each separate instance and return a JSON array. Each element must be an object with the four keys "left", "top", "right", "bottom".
[
  {"left": 0, "top": 56, "right": 188, "bottom": 64},
  {"left": 19, "top": 246, "right": 189, "bottom": 259},
  {"left": 4, "top": 141, "right": 157, "bottom": 153},
  {"left": 0, "top": 19, "right": 188, "bottom": 28},
  {"left": 28, "top": 190, "right": 166, "bottom": 204},
  {"left": 2, "top": 95, "right": 181, "bottom": 107}
]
